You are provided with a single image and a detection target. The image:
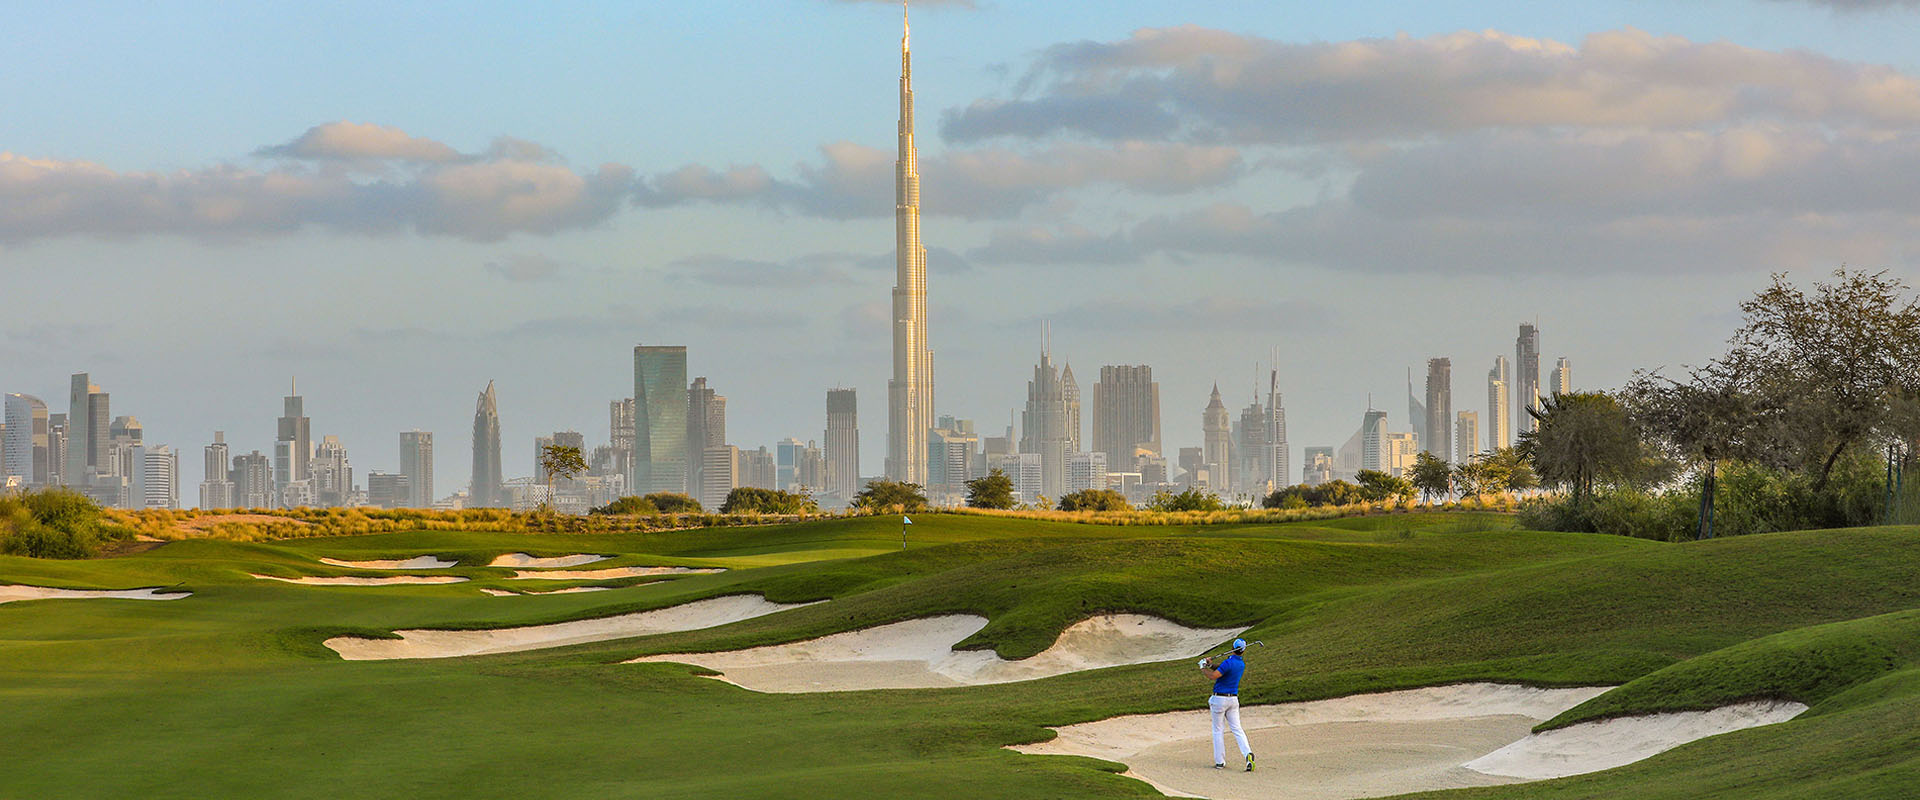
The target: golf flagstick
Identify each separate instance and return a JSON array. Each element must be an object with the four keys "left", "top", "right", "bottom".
[{"left": 902, "top": 515, "right": 912, "bottom": 549}]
